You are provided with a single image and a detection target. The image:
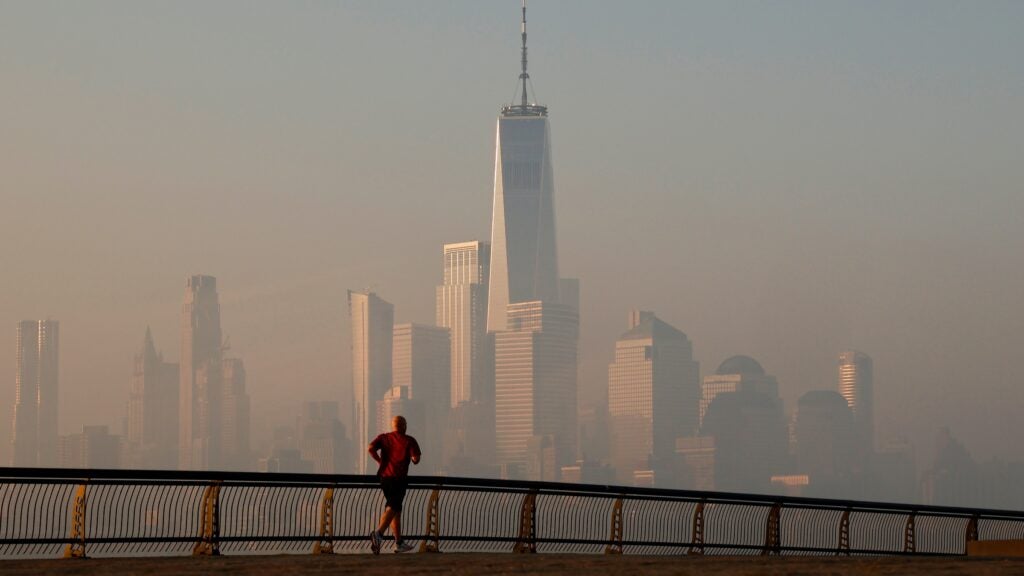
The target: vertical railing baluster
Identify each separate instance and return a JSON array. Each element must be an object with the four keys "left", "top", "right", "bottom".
[
  {"left": 418, "top": 488, "right": 442, "bottom": 553},
  {"left": 513, "top": 490, "right": 537, "bottom": 553},
  {"left": 312, "top": 486, "right": 335, "bottom": 554},
  {"left": 687, "top": 500, "right": 705, "bottom": 555},
  {"left": 762, "top": 502, "right": 782, "bottom": 556},
  {"left": 903, "top": 511, "right": 916, "bottom": 554},
  {"left": 837, "top": 508, "right": 851, "bottom": 556},
  {"left": 63, "top": 483, "right": 87, "bottom": 558},
  {"left": 965, "top": 513, "right": 979, "bottom": 554},
  {"left": 192, "top": 481, "right": 221, "bottom": 556},
  {"left": 604, "top": 496, "right": 624, "bottom": 554}
]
